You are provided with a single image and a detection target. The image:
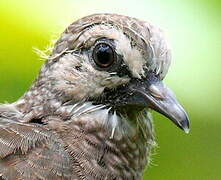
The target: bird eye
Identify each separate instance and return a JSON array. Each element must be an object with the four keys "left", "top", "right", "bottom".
[{"left": 92, "top": 43, "right": 115, "bottom": 68}]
